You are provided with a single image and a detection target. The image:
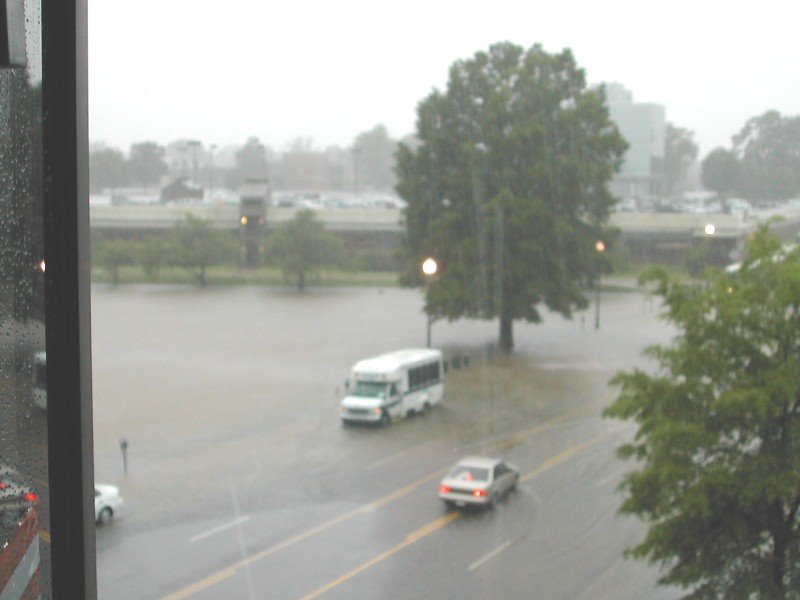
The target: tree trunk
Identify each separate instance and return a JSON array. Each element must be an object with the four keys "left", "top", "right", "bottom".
[
  {"left": 199, "top": 264, "right": 206, "bottom": 287},
  {"left": 298, "top": 271, "right": 305, "bottom": 292},
  {"left": 499, "top": 311, "right": 514, "bottom": 353},
  {"left": 767, "top": 497, "right": 790, "bottom": 598}
]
